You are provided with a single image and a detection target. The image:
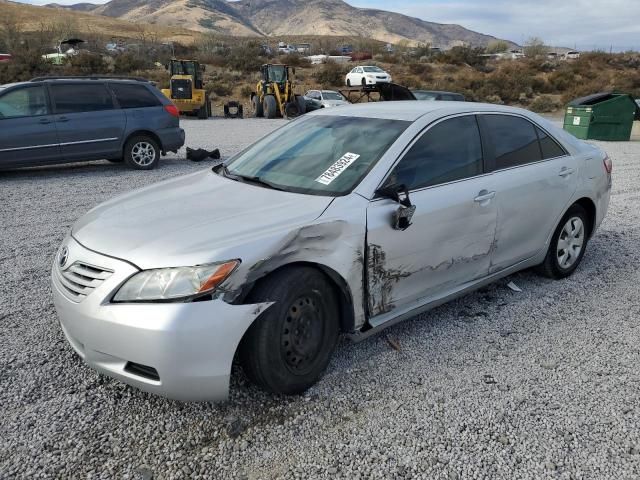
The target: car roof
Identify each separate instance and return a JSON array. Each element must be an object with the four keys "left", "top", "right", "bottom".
[{"left": 309, "top": 101, "right": 532, "bottom": 122}]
